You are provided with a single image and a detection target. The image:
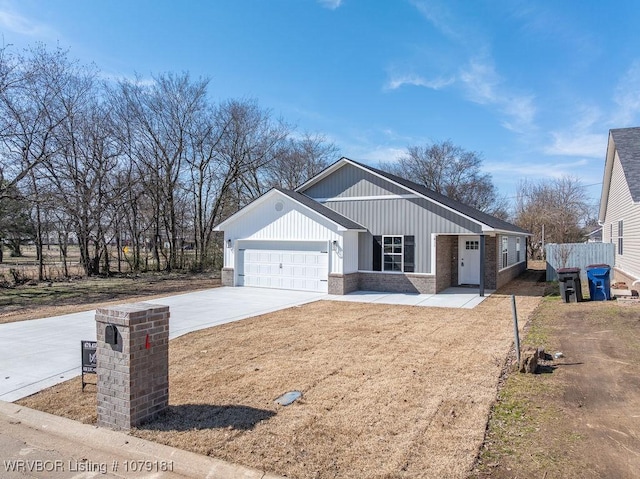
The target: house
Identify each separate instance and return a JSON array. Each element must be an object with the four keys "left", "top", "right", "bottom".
[
  {"left": 214, "top": 158, "right": 530, "bottom": 295},
  {"left": 598, "top": 127, "right": 640, "bottom": 285},
  {"left": 586, "top": 227, "right": 602, "bottom": 243}
]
